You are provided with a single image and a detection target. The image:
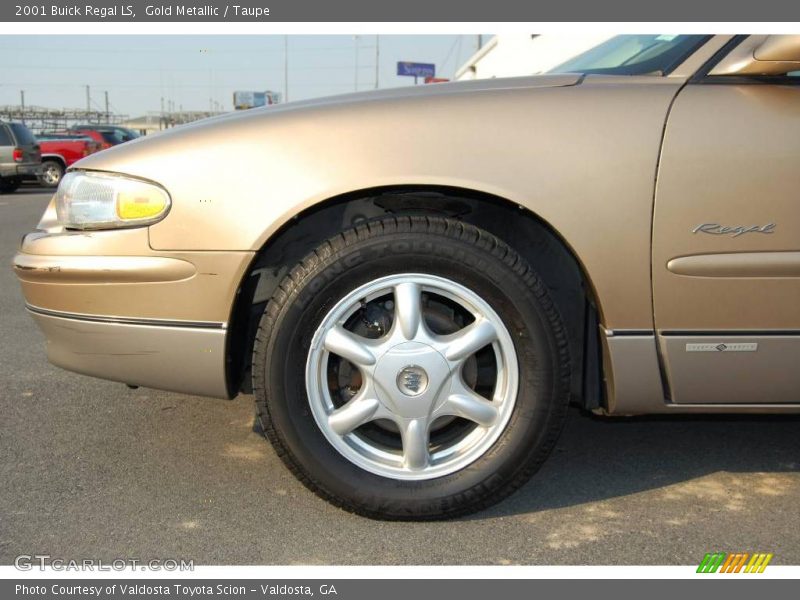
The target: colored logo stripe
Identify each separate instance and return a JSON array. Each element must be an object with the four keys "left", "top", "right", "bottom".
[
  {"left": 697, "top": 552, "right": 773, "bottom": 573},
  {"left": 745, "top": 553, "right": 773, "bottom": 573},
  {"left": 721, "top": 553, "right": 748, "bottom": 573},
  {"left": 697, "top": 552, "right": 726, "bottom": 573}
]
